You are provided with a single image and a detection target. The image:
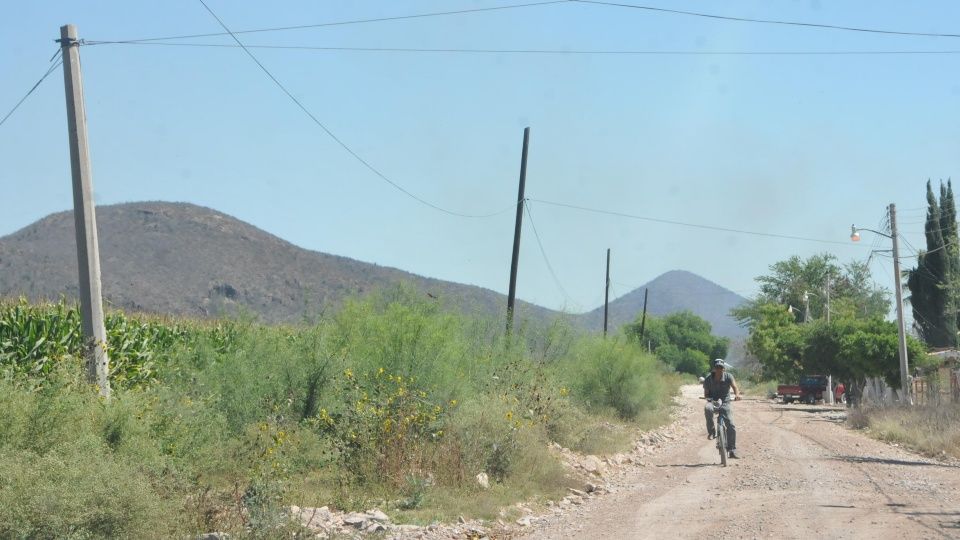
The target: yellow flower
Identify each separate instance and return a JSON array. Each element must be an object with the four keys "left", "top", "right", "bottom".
[
  {"left": 505, "top": 411, "right": 513, "bottom": 420},
  {"left": 559, "top": 387, "right": 569, "bottom": 397},
  {"left": 344, "top": 368, "right": 354, "bottom": 379},
  {"left": 449, "top": 399, "right": 458, "bottom": 407},
  {"left": 378, "top": 367, "right": 385, "bottom": 375}
]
